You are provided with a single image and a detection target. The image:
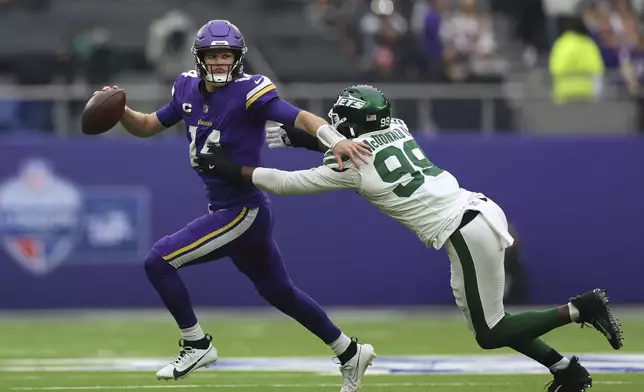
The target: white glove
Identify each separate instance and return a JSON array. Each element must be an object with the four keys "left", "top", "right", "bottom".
[{"left": 266, "top": 124, "right": 293, "bottom": 149}]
